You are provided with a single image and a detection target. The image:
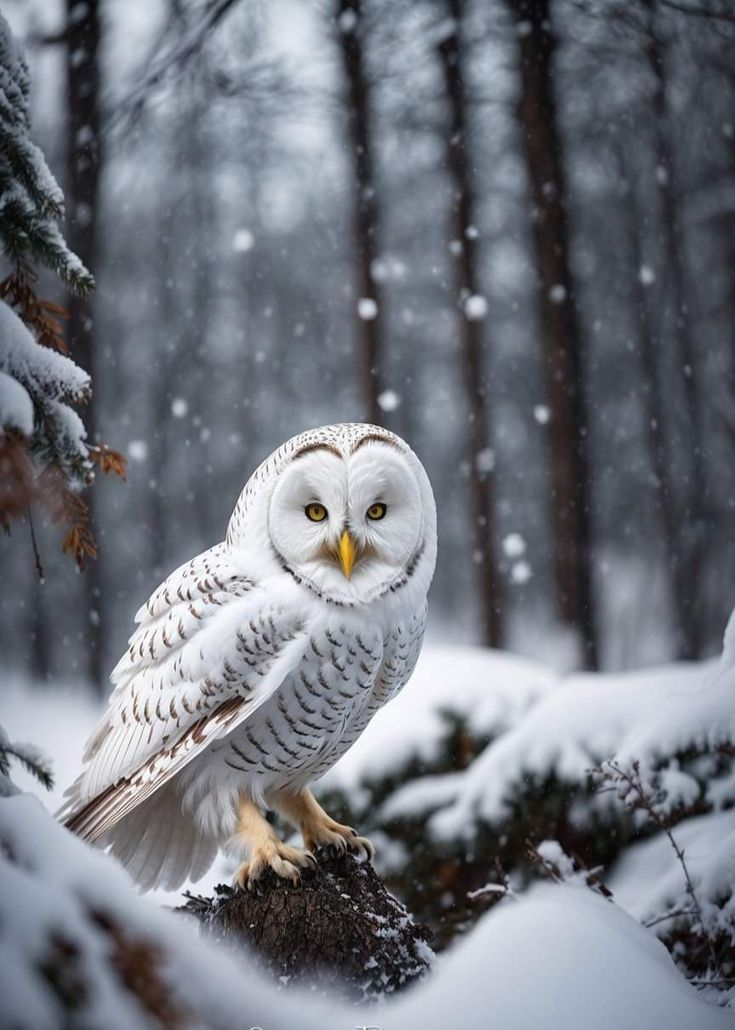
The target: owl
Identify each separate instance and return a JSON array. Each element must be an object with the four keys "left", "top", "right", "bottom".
[{"left": 60, "top": 423, "right": 436, "bottom": 891}]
